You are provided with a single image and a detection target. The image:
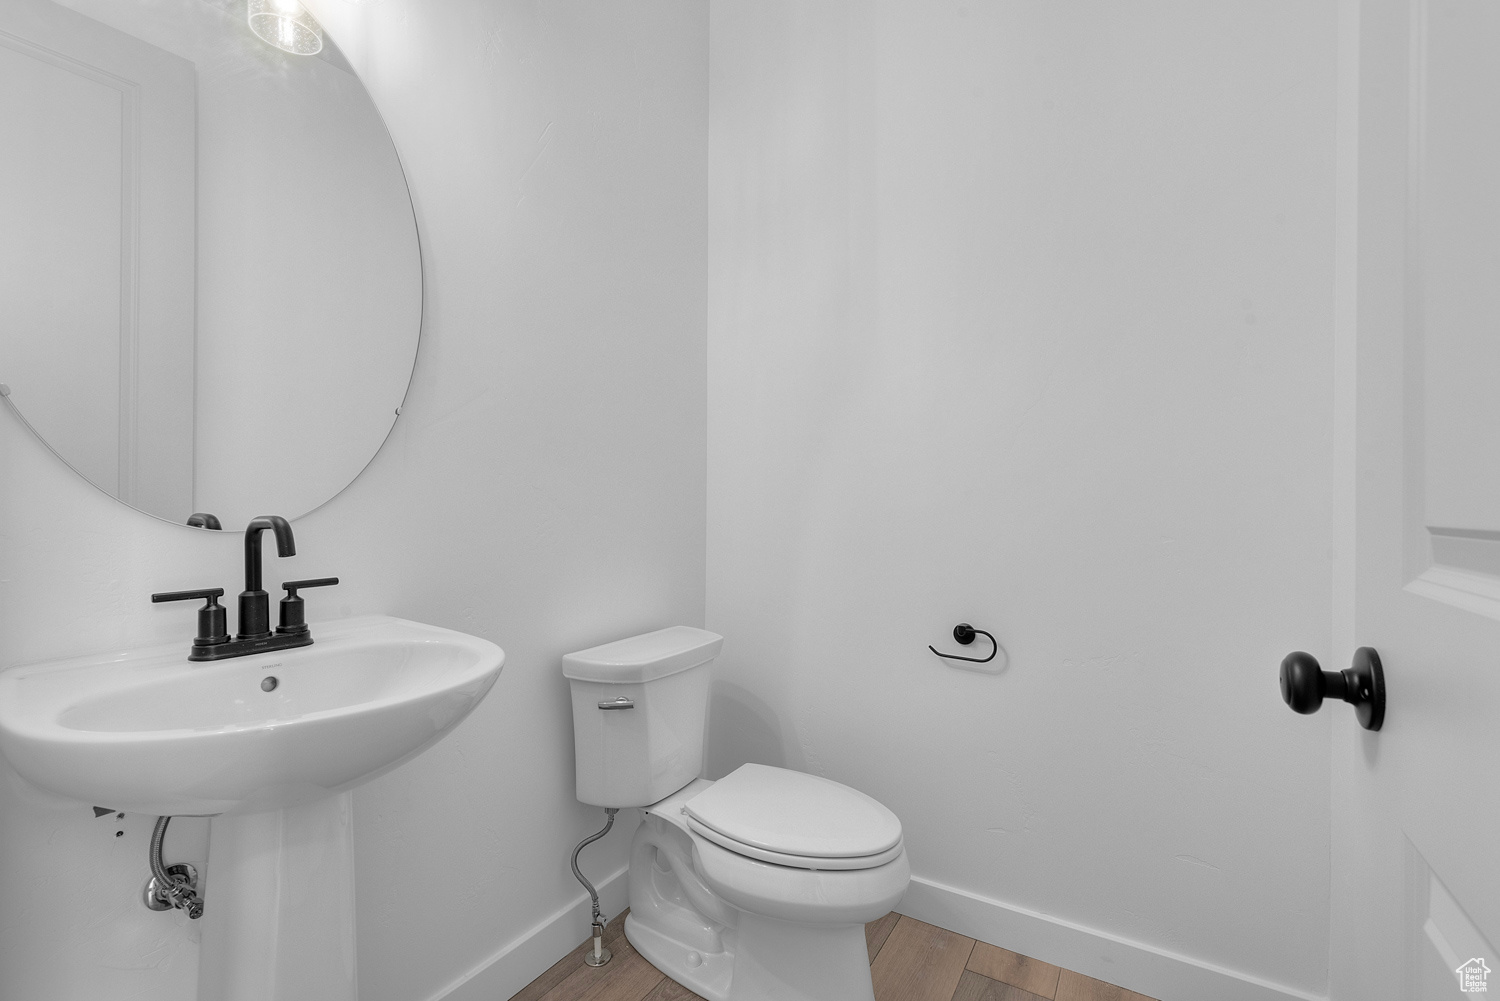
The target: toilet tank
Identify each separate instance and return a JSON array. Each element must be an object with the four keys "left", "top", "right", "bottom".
[{"left": 562, "top": 626, "right": 723, "bottom": 809}]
